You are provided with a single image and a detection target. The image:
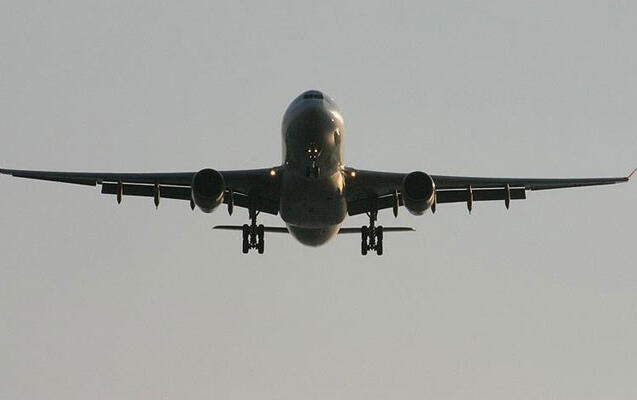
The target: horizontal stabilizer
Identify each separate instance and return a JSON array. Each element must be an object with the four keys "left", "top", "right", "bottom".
[
  {"left": 213, "top": 225, "right": 415, "bottom": 234},
  {"left": 337, "top": 227, "right": 415, "bottom": 234},
  {"left": 213, "top": 225, "right": 289, "bottom": 233}
]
